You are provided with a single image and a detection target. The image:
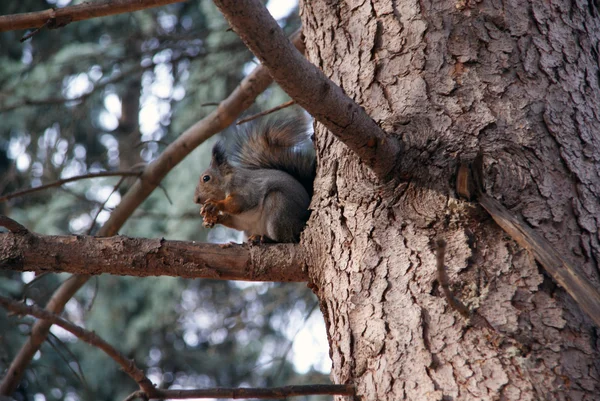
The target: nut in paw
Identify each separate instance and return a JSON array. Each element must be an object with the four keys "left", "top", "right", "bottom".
[{"left": 201, "top": 199, "right": 220, "bottom": 228}]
